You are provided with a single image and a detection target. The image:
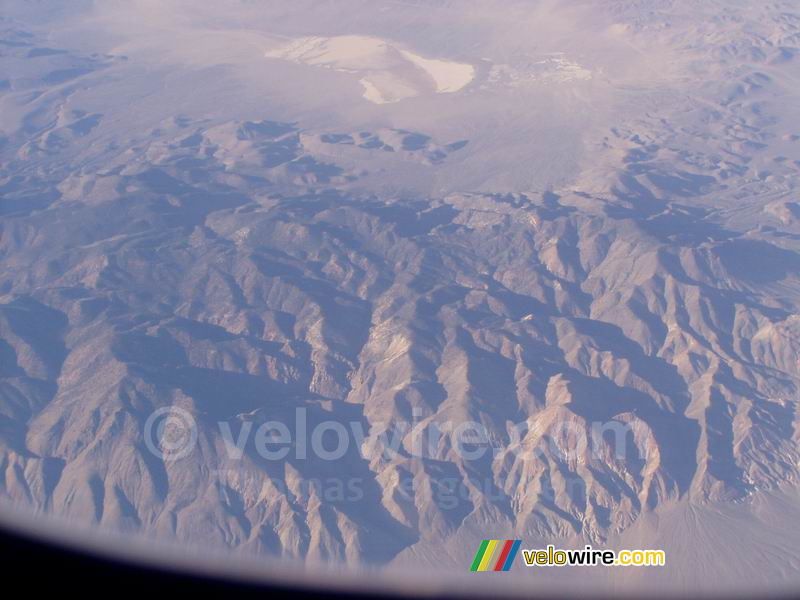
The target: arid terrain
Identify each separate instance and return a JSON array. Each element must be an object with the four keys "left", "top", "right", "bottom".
[{"left": 1, "top": 1, "right": 799, "bottom": 596}]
